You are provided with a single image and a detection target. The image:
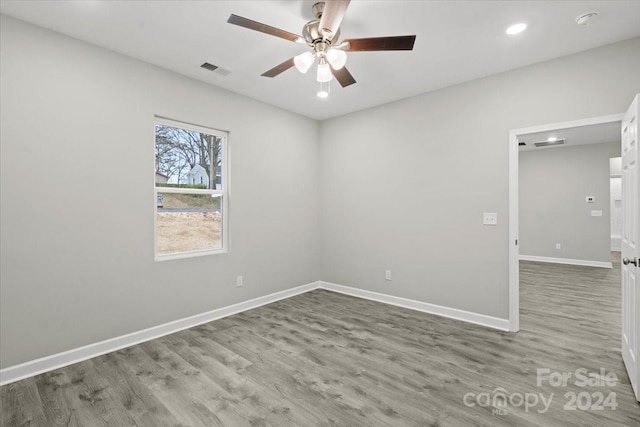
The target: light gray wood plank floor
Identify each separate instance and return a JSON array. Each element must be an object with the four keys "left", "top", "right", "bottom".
[{"left": 2, "top": 254, "right": 639, "bottom": 426}]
